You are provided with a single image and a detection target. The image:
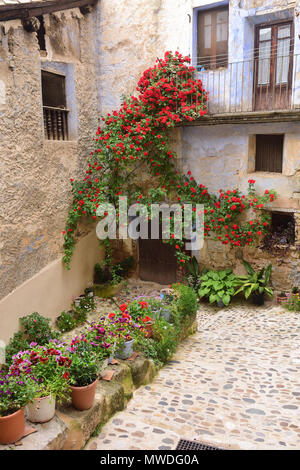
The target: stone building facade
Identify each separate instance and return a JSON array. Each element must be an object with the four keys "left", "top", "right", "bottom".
[
  {"left": 99, "top": 0, "right": 300, "bottom": 291},
  {"left": 0, "top": 0, "right": 103, "bottom": 342}
]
